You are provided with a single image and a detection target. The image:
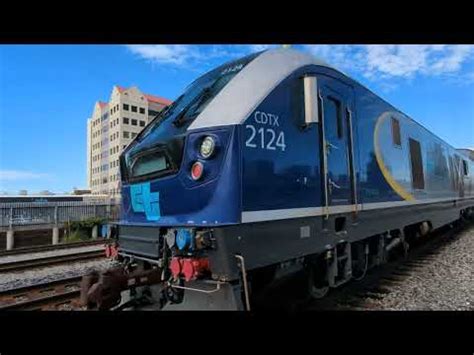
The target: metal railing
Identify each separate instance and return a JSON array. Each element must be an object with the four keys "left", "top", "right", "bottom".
[{"left": 0, "top": 201, "right": 120, "bottom": 228}]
